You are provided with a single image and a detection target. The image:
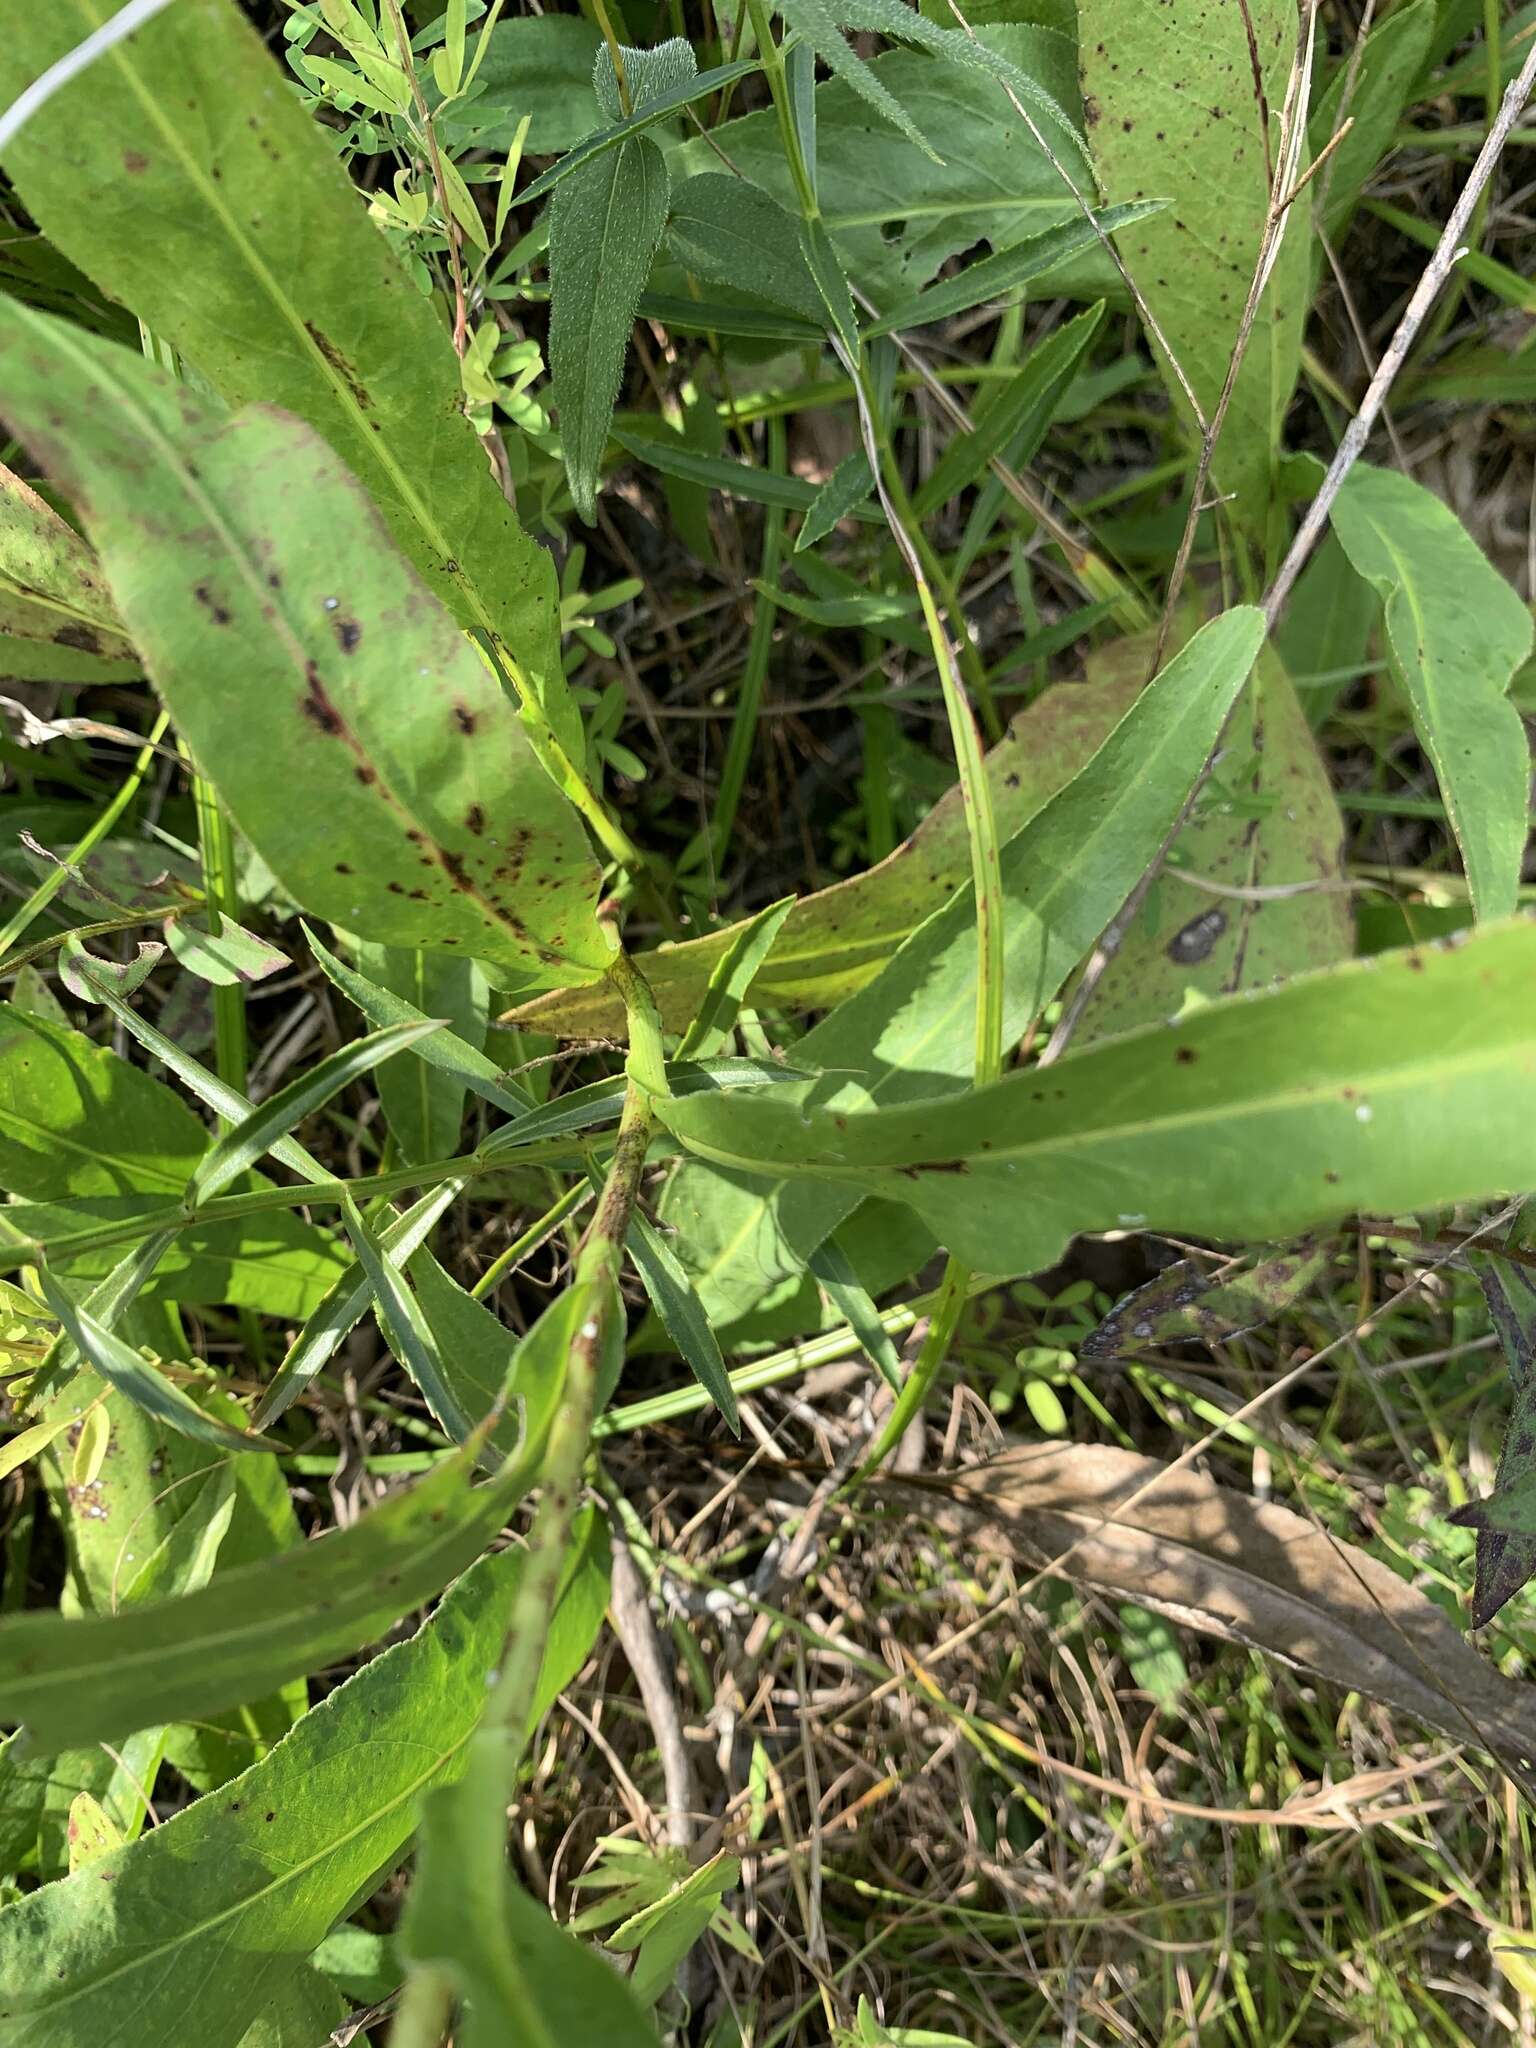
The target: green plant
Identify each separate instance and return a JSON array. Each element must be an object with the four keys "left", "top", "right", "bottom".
[{"left": 0, "top": 0, "right": 1534, "bottom": 2042}]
